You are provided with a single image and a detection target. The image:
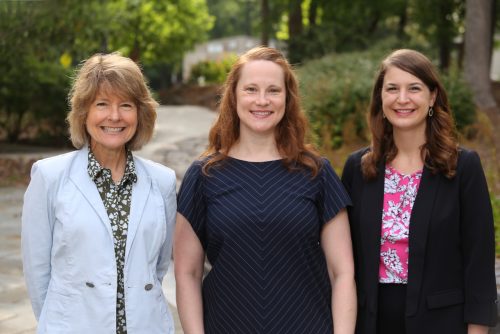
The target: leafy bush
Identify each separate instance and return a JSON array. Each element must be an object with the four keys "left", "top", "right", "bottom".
[
  {"left": 492, "top": 194, "right": 500, "bottom": 255},
  {"left": 298, "top": 47, "right": 476, "bottom": 150},
  {"left": 298, "top": 49, "right": 383, "bottom": 149},
  {"left": 189, "top": 54, "right": 238, "bottom": 84},
  {"left": 441, "top": 69, "right": 476, "bottom": 132},
  {"left": 0, "top": 54, "right": 71, "bottom": 144}
]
